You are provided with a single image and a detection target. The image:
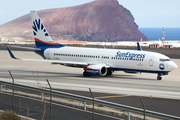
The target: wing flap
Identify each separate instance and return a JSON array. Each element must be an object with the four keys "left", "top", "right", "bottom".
[
  {"left": 20, "top": 59, "right": 88, "bottom": 66},
  {"left": 51, "top": 61, "right": 88, "bottom": 66}
]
